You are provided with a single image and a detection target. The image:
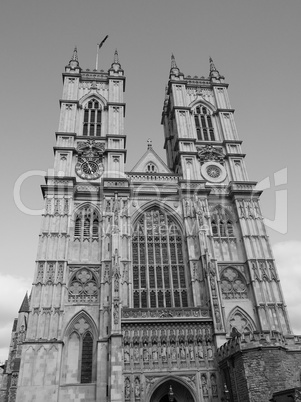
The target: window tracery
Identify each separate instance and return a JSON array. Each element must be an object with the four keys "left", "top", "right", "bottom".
[
  {"left": 220, "top": 267, "right": 248, "bottom": 299},
  {"left": 74, "top": 206, "right": 100, "bottom": 241},
  {"left": 211, "top": 207, "right": 237, "bottom": 260},
  {"left": 83, "top": 99, "right": 101, "bottom": 137},
  {"left": 194, "top": 106, "right": 215, "bottom": 141},
  {"left": 68, "top": 268, "right": 98, "bottom": 303},
  {"left": 132, "top": 208, "right": 188, "bottom": 308}
]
